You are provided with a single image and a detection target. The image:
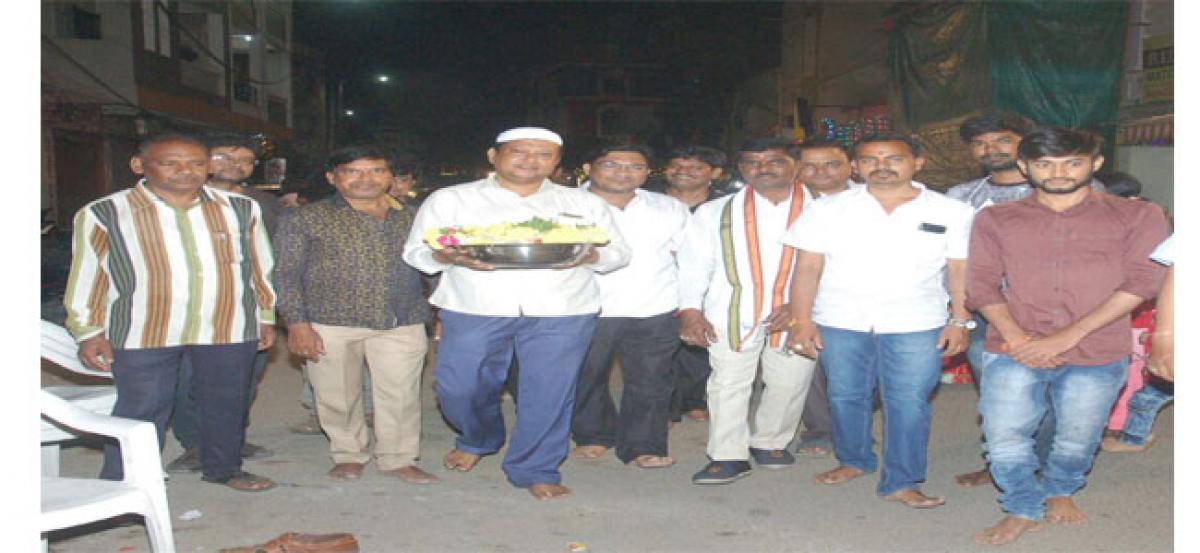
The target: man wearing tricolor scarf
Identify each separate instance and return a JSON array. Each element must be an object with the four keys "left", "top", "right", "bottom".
[
  {"left": 785, "top": 133, "right": 975, "bottom": 509},
  {"left": 677, "top": 138, "right": 819, "bottom": 484}
]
